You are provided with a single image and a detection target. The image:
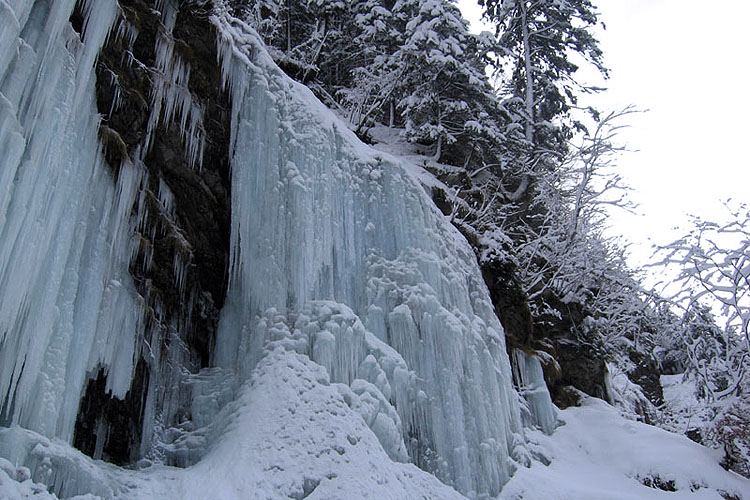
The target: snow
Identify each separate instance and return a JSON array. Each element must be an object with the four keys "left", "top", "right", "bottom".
[
  {"left": 166, "top": 346, "right": 469, "bottom": 500},
  {"left": 502, "top": 397, "right": 750, "bottom": 500},
  {"left": 3, "top": 389, "right": 748, "bottom": 500},
  {"left": 0, "top": 344, "right": 468, "bottom": 500}
]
